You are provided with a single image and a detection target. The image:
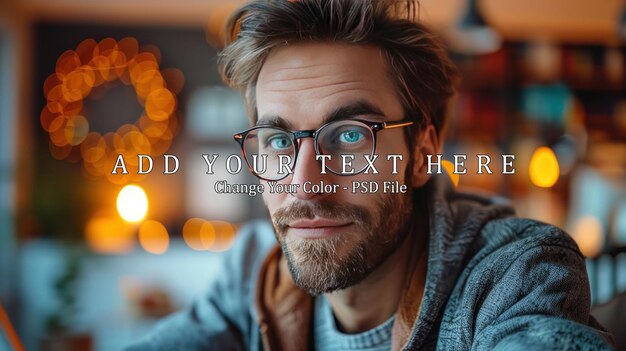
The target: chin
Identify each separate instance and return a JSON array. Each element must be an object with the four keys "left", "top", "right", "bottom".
[{"left": 280, "top": 233, "right": 371, "bottom": 295}]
